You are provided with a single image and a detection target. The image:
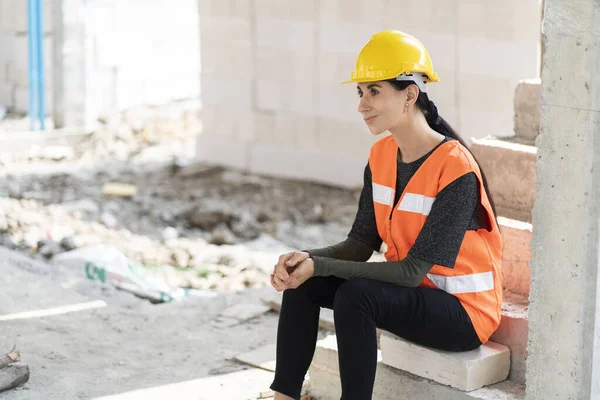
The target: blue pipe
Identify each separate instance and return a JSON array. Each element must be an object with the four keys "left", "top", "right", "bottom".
[
  {"left": 27, "top": 0, "right": 45, "bottom": 130},
  {"left": 36, "top": 0, "right": 45, "bottom": 129}
]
